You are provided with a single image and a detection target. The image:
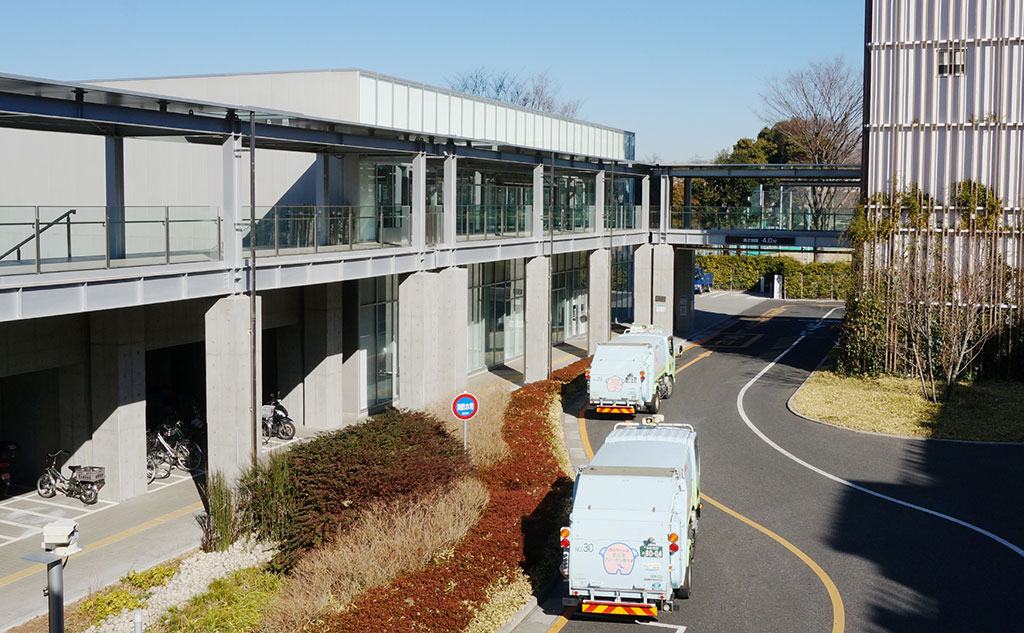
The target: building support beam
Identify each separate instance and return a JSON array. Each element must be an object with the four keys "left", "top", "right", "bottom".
[
  {"left": 205, "top": 295, "right": 262, "bottom": 482},
  {"left": 398, "top": 271, "right": 439, "bottom": 410},
  {"left": 437, "top": 267, "right": 468, "bottom": 397},
  {"left": 588, "top": 248, "right": 611, "bottom": 352},
  {"left": 89, "top": 307, "right": 145, "bottom": 501},
  {"left": 105, "top": 136, "right": 126, "bottom": 260},
  {"left": 222, "top": 134, "right": 243, "bottom": 276},
  {"left": 659, "top": 175, "right": 671, "bottom": 238},
  {"left": 443, "top": 154, "right": 458, "bottom": 247},
  {"left": 303, "top": 283, "right": 344, "bottom": 429},
  {"left": 525, "top": 255, "right": 551, "bottom": 383},
  {"left": 595, "top": 171, "right": 606, "bottom": 234},
  {"left": 634, "top": 244, "right": 653, "bottom": 324}
]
